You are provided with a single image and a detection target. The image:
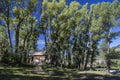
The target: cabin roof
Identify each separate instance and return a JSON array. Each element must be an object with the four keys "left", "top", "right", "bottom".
[
  {"left": 33, "top": 50, "right": 46, "bottom": 56},
  {"left": 29, "top": 50, "right": 46, "bottom": 56}
]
